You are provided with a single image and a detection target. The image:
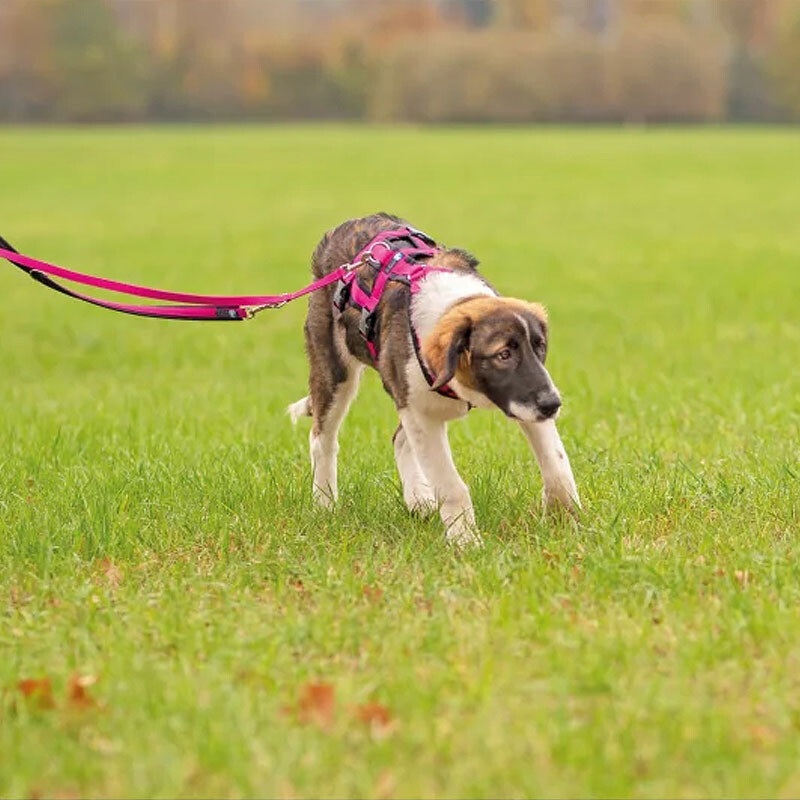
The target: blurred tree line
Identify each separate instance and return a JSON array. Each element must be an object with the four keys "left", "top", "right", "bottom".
[{"left": 0, "top": 0, "right": 798, "bottom": 123}]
